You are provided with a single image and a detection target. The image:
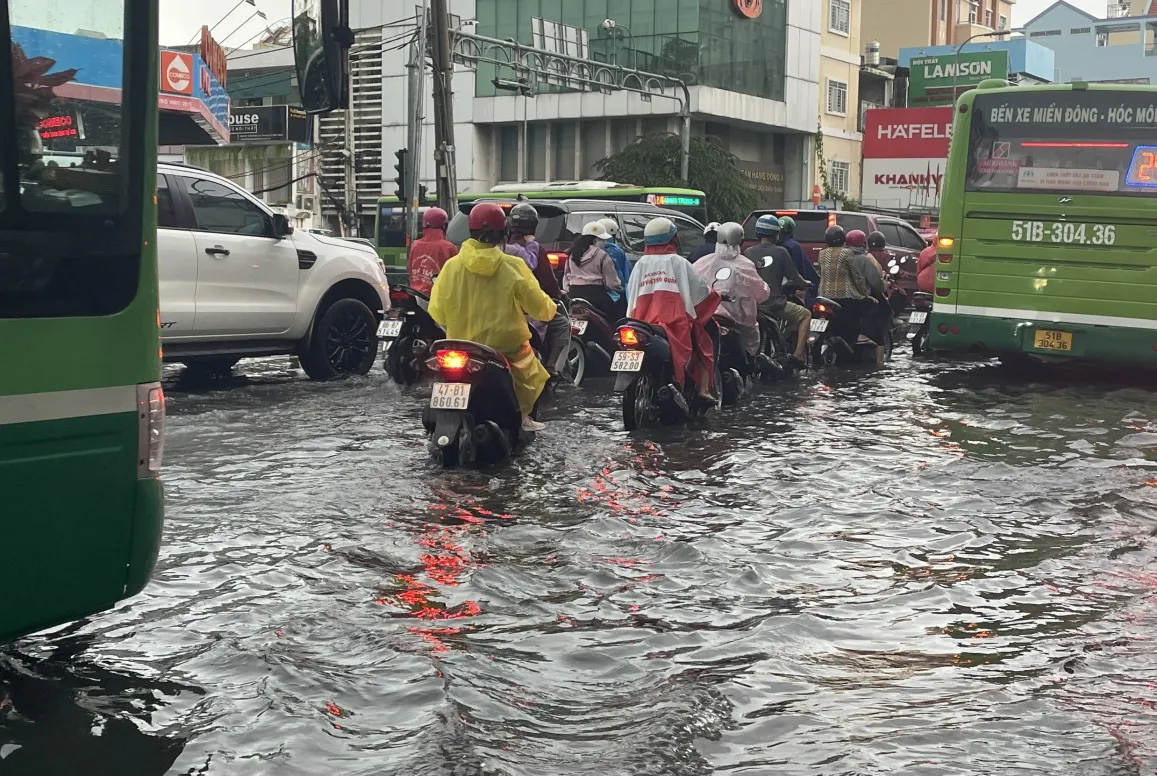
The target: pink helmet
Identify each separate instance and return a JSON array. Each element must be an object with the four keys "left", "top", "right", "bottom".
[
  {"left": 845, "top": 229, "right": 867, "bottom": 248},
  {"left": 422, "top": 207, "right": 449, "bottom": 230}
]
